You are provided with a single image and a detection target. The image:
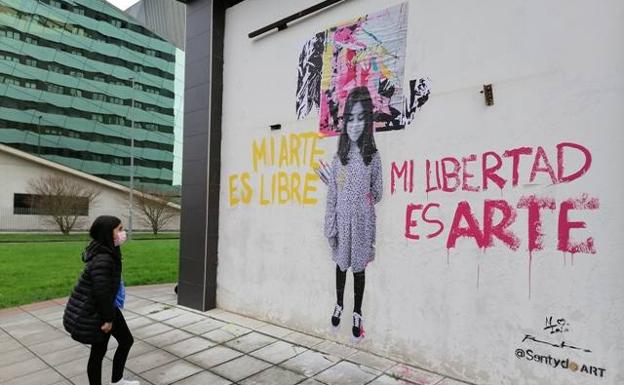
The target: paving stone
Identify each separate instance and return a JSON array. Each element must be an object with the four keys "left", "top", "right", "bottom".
[
  {"left": 281, "top": 350, "right": 340, "bottom": 377},
  {"left": 1, "top": 338, "right": 24, "bottom": 353},
  {"left": 298, "top": 379, "right": 325, "bottom": 385},
  {"left": 126, "top": 316, "right": 155, "bottom": 330},
  {"left": 21, "top": 329, "right": 67, "bottom": 346},
  {"left": 67, "top": 361, "right": 115, "bottom": 385},
  {"left": 250, "top": 341, "right": 308, "bottom": 364},
  {"left": 225, "top": 332, "right": 277, "bottom": 353},
  {"left": 169, "top": 370, "right": 232, "bottom": 385},
  {"left": 211, "top": 355, "right": 272, "bottom": 382},
  {"left": 125, "top": 349, "right": 177, "bottom": 373},
  {"left": 240, "top": 366, "right": 305, "bottom": 385},
  {"left": 30, "top": 335, "right": 81, "bottom": 355},
  {"left": 281, "top": 331, "right": 324, "bottom": 348},
  {"left": 0, "top": 348, "right": 35, "bottom": 368},
  {"left": 386, "top": 364, "right": 444, "bottom": 385},
  {"left": 0, "top": 357, "right": 48, "bottom": 382},
  {"left": 212, "top": 312, "right": 269, "bottom": 329},
  {"left": 106, "top": 340, "right": 157, "bottom": 360},
  {"left": 132, "top": 323, "right": 174, "bottom": 339},
  {"left": 56, "top": 357, "right": 110, "bottom": 378},
  {"left": 186, "top": 345, "right": 243, "bottom": 368},
  {"left": 143, "top": 329, "right": 194, "bottom": 348},
  {"left": 41, "top": 344, "right": 90, "bottom": 366},
  {"left": 132, "top": 303, "right": 170, "bottom": 316},
  {"left": 347, "top": 351, "right": 397, "bottom": 372},
  {"left": 162, "top": 336, "right": 215, "bottom": 357},
  {"left": 163, "top": 313, "right": 206, "bottom": 328},
  {"left": 2, "top": 367, "right": 65, "bottom": 385},
  {"left": 435, "top": 378, "right": 475, "bottom": 385},
  {"left": 314, "top": 360, "right": 378, "bottom": 385},
  {"left": 256, "top": 323, "right": 293, "bottom": 338},
  {"left": 202, "top": 323, "right": 251, "bottom": 343},
  {"left": 368, "top": 374, "right": 418, "bottom": 385},
  {"left": 141, "top": 359, "right": 203, "bottom": 385},
  {"left": 146, "top": 307, "right": 186, "bottom": 321},
  {"left": 315, "top": 340, "right": 359, "bottom": 359},
  {"left": 181, "top": 318, "right": 226, "bottom": 335}
]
